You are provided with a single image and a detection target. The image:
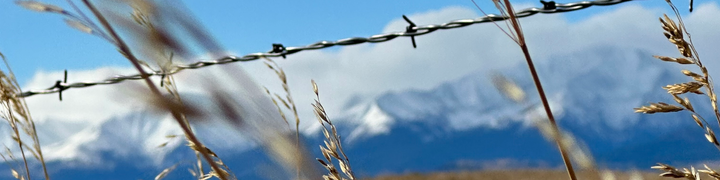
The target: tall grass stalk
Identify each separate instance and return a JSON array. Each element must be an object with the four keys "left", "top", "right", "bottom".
[
  {"left": 0, "top": 51, "right": 49, "bottom": 180},
  {"left": 312, "top": 80, "right": 355, "bottom": 180},
  {"left": 506, "top": 12, "right": 578, "bottom": 180},
  {"left": 471, "top": 0, "right": 577, "bottom": 179},
  {"left": 261, "top": 57, "right": 303, "bottom": 179},
  {"left": 79, "top": 1, "right": 228, "bottom": 179}
]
